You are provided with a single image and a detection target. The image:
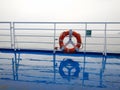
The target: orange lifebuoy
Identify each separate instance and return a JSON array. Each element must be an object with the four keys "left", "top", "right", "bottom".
[{"left": 59, "top": 30, "right": 82, "bottom": 53}]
